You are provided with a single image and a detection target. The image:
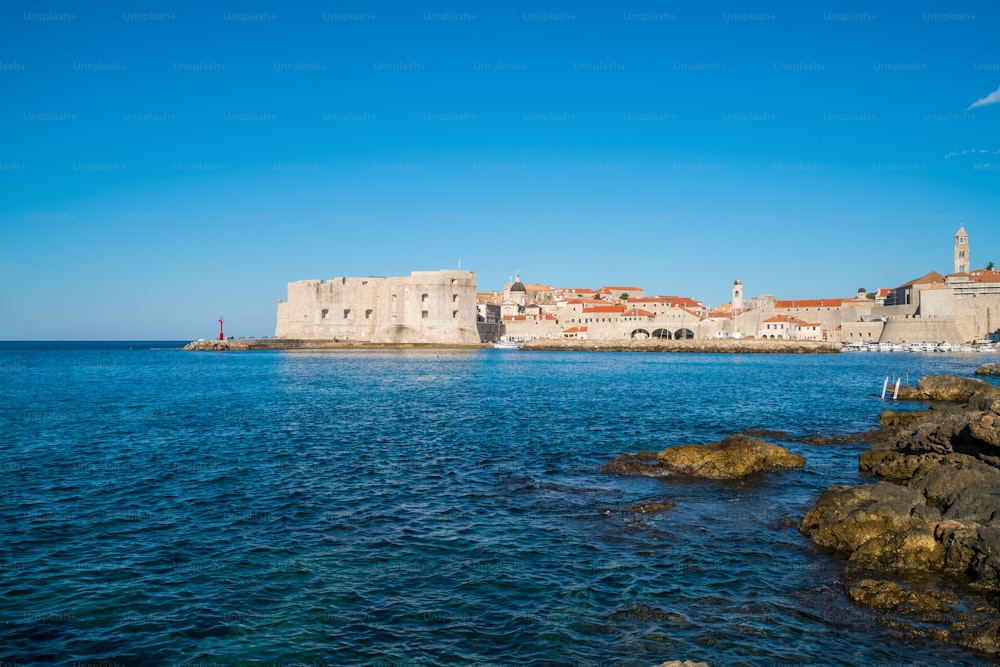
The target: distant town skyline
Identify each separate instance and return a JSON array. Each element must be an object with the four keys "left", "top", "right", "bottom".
[{"left": 1, "top": 2, "right": 998, "bottom": 339}]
